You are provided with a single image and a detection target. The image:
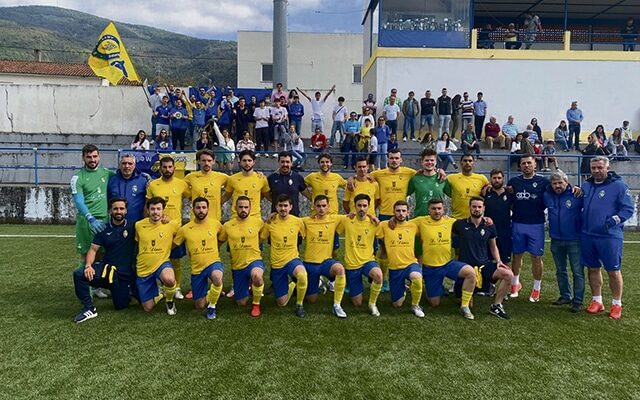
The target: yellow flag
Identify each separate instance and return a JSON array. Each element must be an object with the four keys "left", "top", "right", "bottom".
[{"left": 88, "top": 22, "right": 140, "bottom": 85}]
